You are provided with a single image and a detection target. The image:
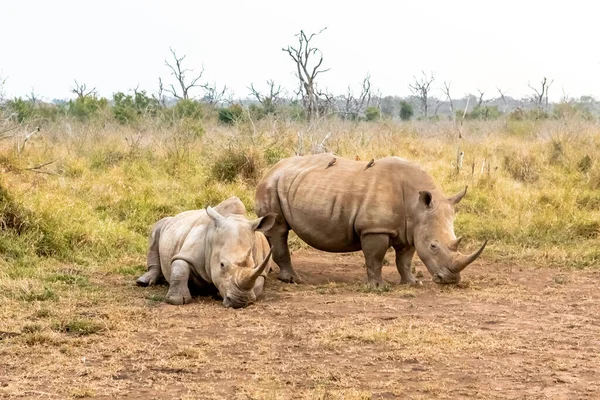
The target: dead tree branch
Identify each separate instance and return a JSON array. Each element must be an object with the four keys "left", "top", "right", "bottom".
[
  {"left": 409, "top": 71, "right": 435, "bottom": 119},
  {"left": 164, "top": 47, "right": 204, "bottom": 100},
  {"left": 339, "top": 74, "right": 373, "bottom": 119},
  {"left": 496, "top": 87, "right": 508, "bottom": 112},
  {"left": 71, "top": 81, "right": 96, "bottom": 99},
  {"left": 441, "top": 81, "right": 455, "bottom": 122},
  {"left": 528, "top": 77, "right": 554, "bottom": 110},
  {"left": 249, "top": 80, "right": 283, "bottom": 113},
  {"left": 282, "top": 27, "right": 330, "bottom": 122}
]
